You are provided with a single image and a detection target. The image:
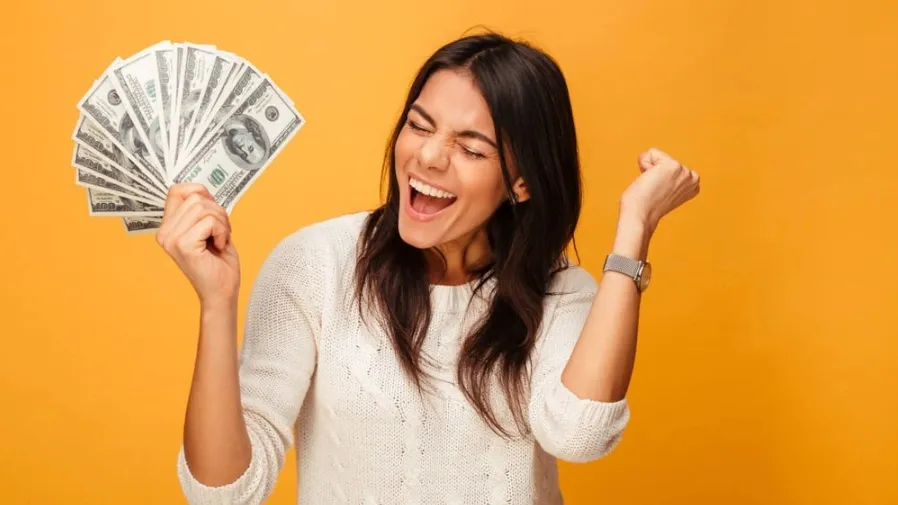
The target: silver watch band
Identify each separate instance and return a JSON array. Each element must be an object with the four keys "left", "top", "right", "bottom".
[{"left": 603, "top": 254, "right": 641, "bottom": 279}]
